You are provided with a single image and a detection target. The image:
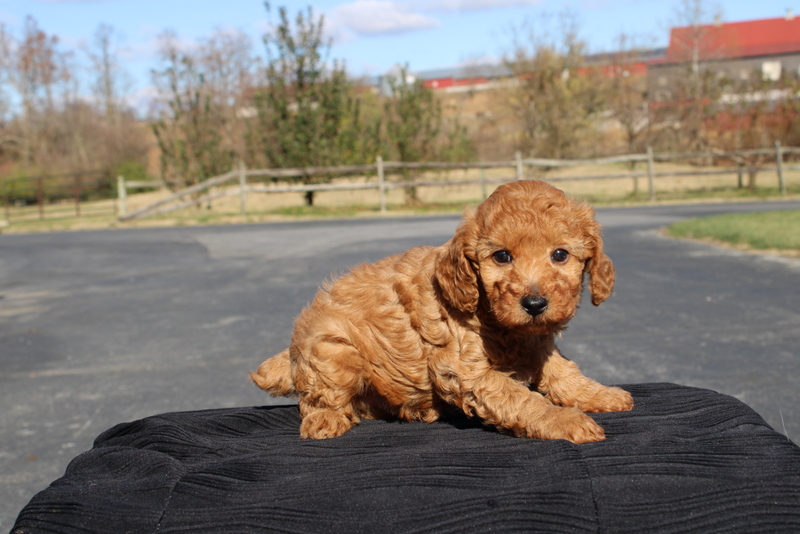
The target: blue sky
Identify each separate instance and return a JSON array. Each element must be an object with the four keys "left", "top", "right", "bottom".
[{"left": 1, "top": 0, "right": 796, "bottom": 105}]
